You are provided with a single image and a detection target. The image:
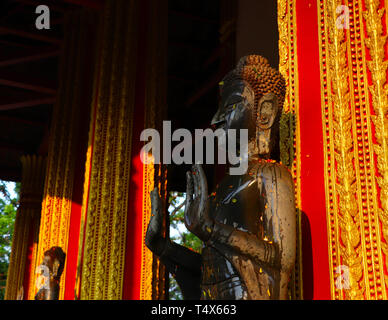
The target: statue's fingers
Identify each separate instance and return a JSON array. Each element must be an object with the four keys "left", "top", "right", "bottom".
[
  {"left": 192, "top": 165, "right": 201, "bottom": 199},
  {"left": 150, "top": 189, "right": 157, "bottom": 212},
  {"left": 185, "top": 171, "right": 194, "bottom": 209},
  {"left": 150, "top": 188, "right": 161, "bottom": 213},
  {"left": 195, "top": 164, "right": 208, "bottom": 197}
]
